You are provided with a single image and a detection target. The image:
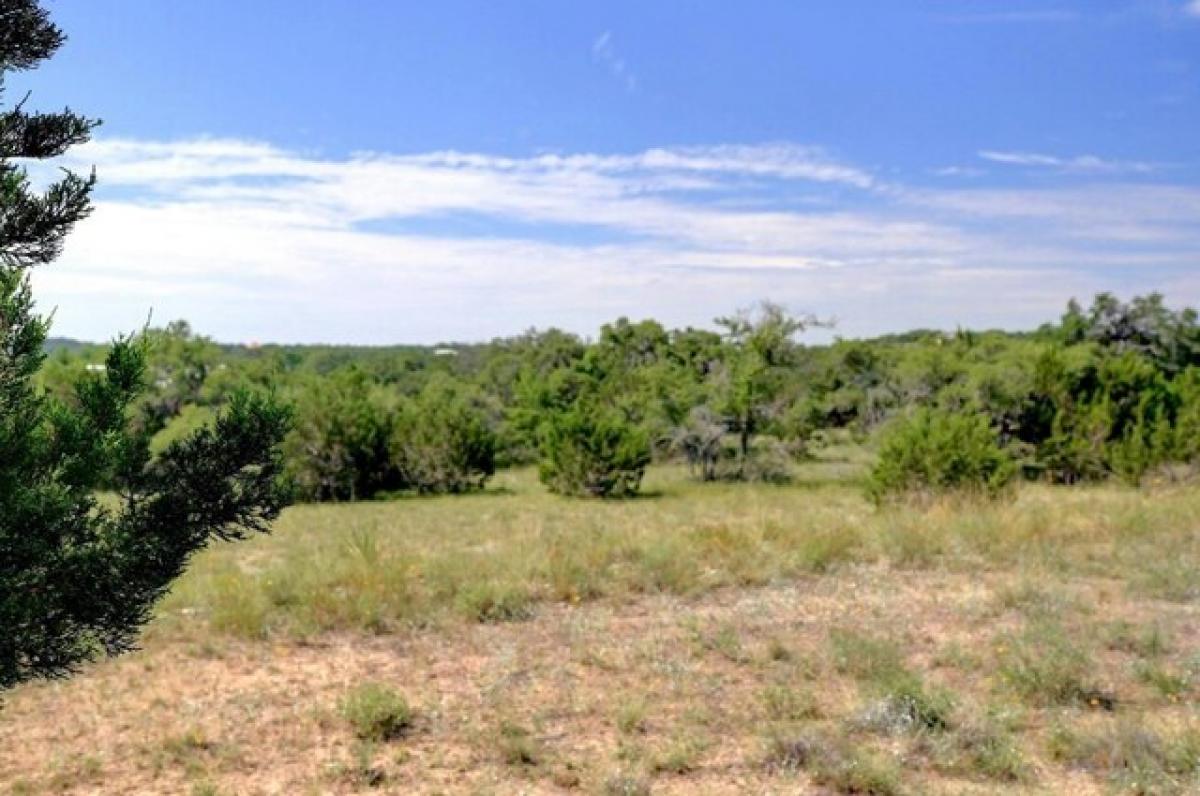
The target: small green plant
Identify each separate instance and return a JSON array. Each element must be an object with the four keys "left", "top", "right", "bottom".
[
  {"left": 935, "top": 708, "right": 1027, "bottom": 782},
  {"left": 339, "top": 683, "right": 412, "bottom": 742},
  {"left": 866, "top": 407, "right": 1015, "bottom": 503},
  {"left": 995, "top": 622, "right": 1100, "bottom": 707},
  {"left": 603, "top": 772, "right": 651, "bottom": 796},
  {"left": 703, "top": 623, "right": 748, "bottom": 663},
  {"left": 763, "top": 729, "right": 903, "bottom": 794},
  {"left": 761, "top": 684, "right": 822, "bottom": 721},
  {"left": 615, "top": 699, "right": 648, "bottom": 734},
  {"left": 496, "top": 721, "right": 540, "bottom": 767},
  {"left": 1135, "top": 661, "right": 1191, "bottom": 700},
  {"left": 829, "top": 629, "right": 907, "bottom": 686},
  {"left": 855, "top": 674, "right": 954, "bottom": 735},
  {"left": 1047, "top": 719, "right": 1200, "bottom": 792},
  {"left": 1104, "top": 620, "right": 1170, "bottom": 658},
  {"left": 650, "top": 732, "right": 707, "bottom": 775},
  {"left": 454, "top": 580, "right": 534, "bottom": 623}
]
